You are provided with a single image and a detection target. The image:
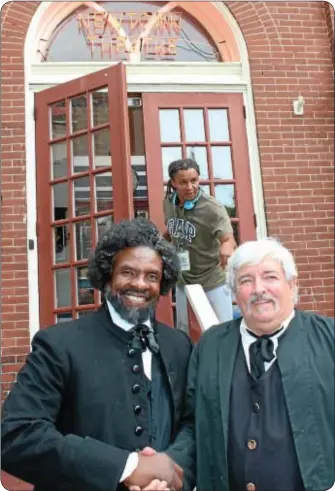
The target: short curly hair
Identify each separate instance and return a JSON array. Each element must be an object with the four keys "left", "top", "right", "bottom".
[{"left": 88, "top": 217, "right": 180, "bottom": 295}]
